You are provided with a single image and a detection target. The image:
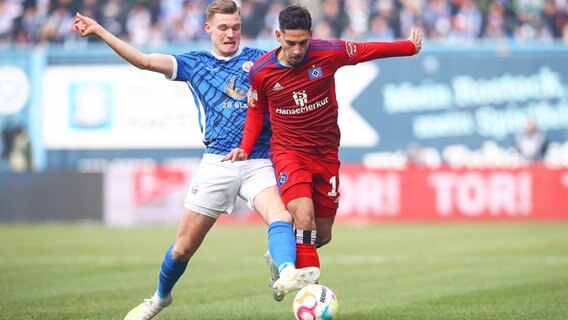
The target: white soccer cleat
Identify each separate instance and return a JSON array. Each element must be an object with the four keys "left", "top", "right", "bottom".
[
  {"left": 272, "top": 266, "right": 320, "bottom": 299},
  {"left": 124, "top": 293, "right": 172, "bottom": 320},
  {"left": 264, "top": 251, "right": 285, "bottom": 302}
]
